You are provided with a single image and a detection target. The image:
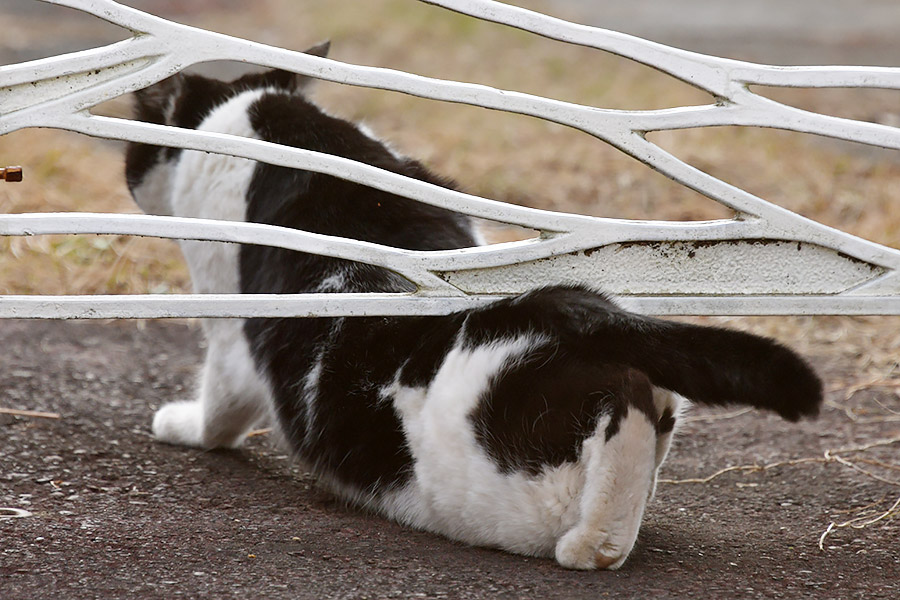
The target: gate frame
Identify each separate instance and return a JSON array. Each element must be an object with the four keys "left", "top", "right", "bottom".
[{"left": 1, "top": 0, "right": 899, "bottom": 318}]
